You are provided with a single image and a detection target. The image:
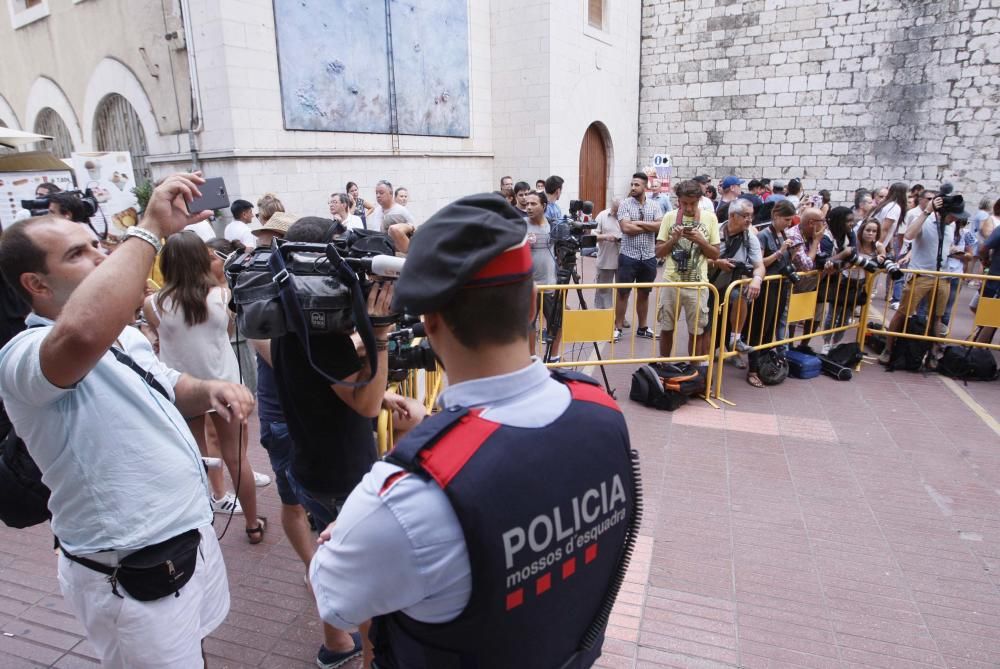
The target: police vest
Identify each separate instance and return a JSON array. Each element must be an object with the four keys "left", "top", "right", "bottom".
[{"left": 371, "top": 371, "right": 640, "bottom": 669}]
